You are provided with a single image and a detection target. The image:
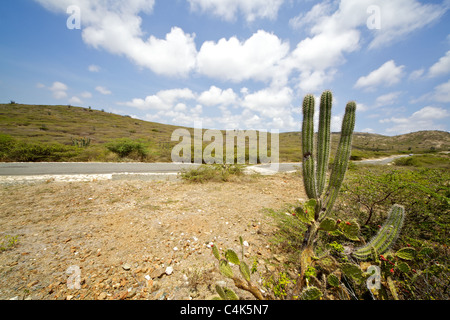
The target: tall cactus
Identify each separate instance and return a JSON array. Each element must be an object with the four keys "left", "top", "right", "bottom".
[
  {"left": 298, "top": 90, "right": 405, "bottom": 289},
  {"left": 301, "top": 94, "right": 318, "bottom": 199}
]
